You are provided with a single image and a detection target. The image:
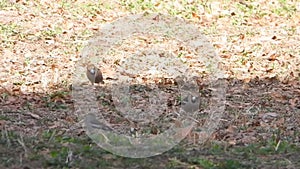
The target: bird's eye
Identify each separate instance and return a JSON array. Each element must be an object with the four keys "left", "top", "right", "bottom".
[{"left": 90, "top": 69, "right": 95, "bottom": 74}]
